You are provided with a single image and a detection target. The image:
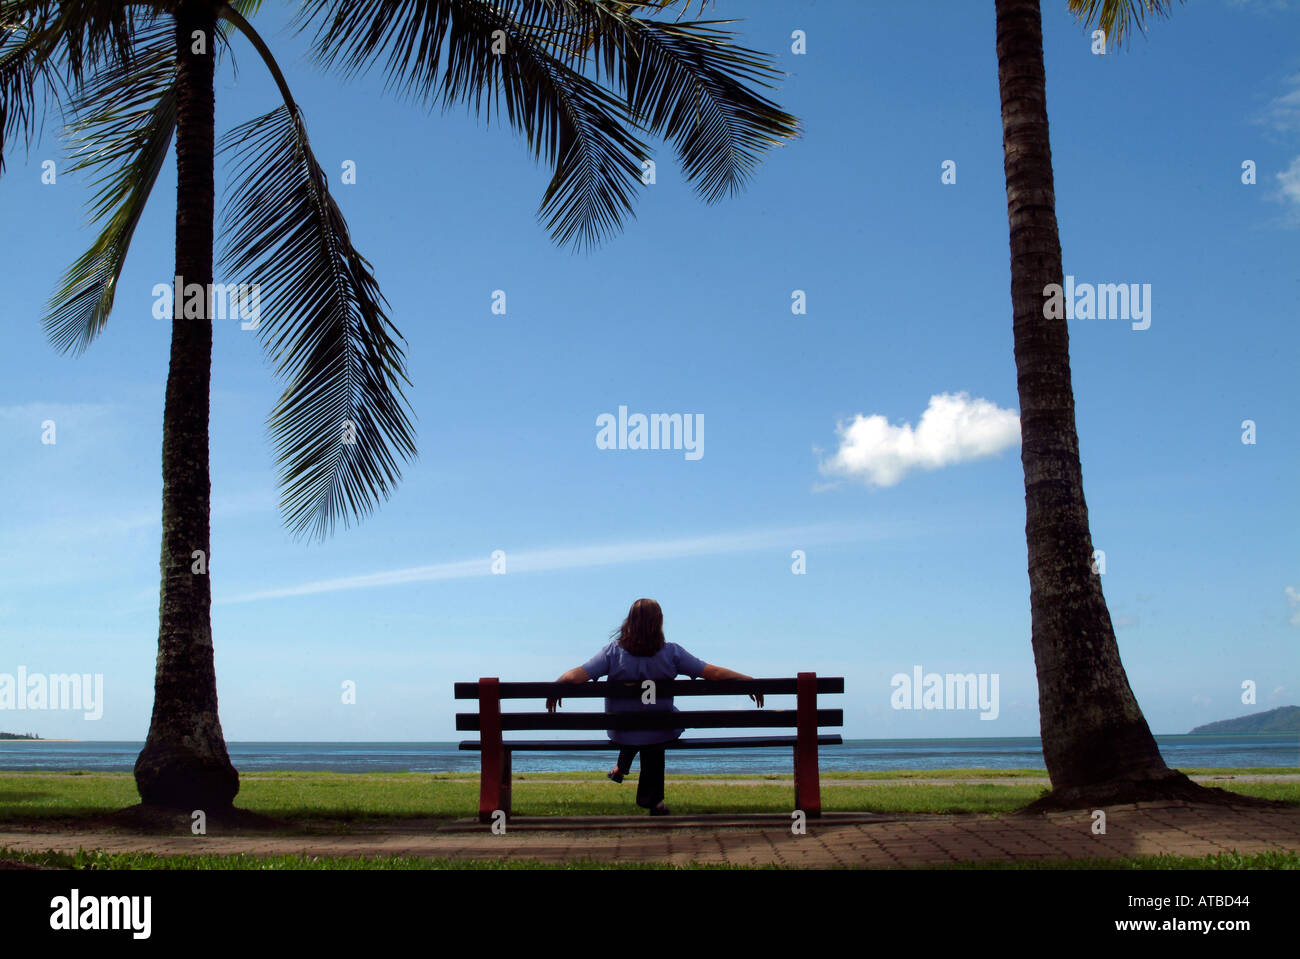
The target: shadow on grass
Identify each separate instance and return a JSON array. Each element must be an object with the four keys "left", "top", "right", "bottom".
[{"left": 87, "top": 805, "right": 299, "bottom": 835}]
